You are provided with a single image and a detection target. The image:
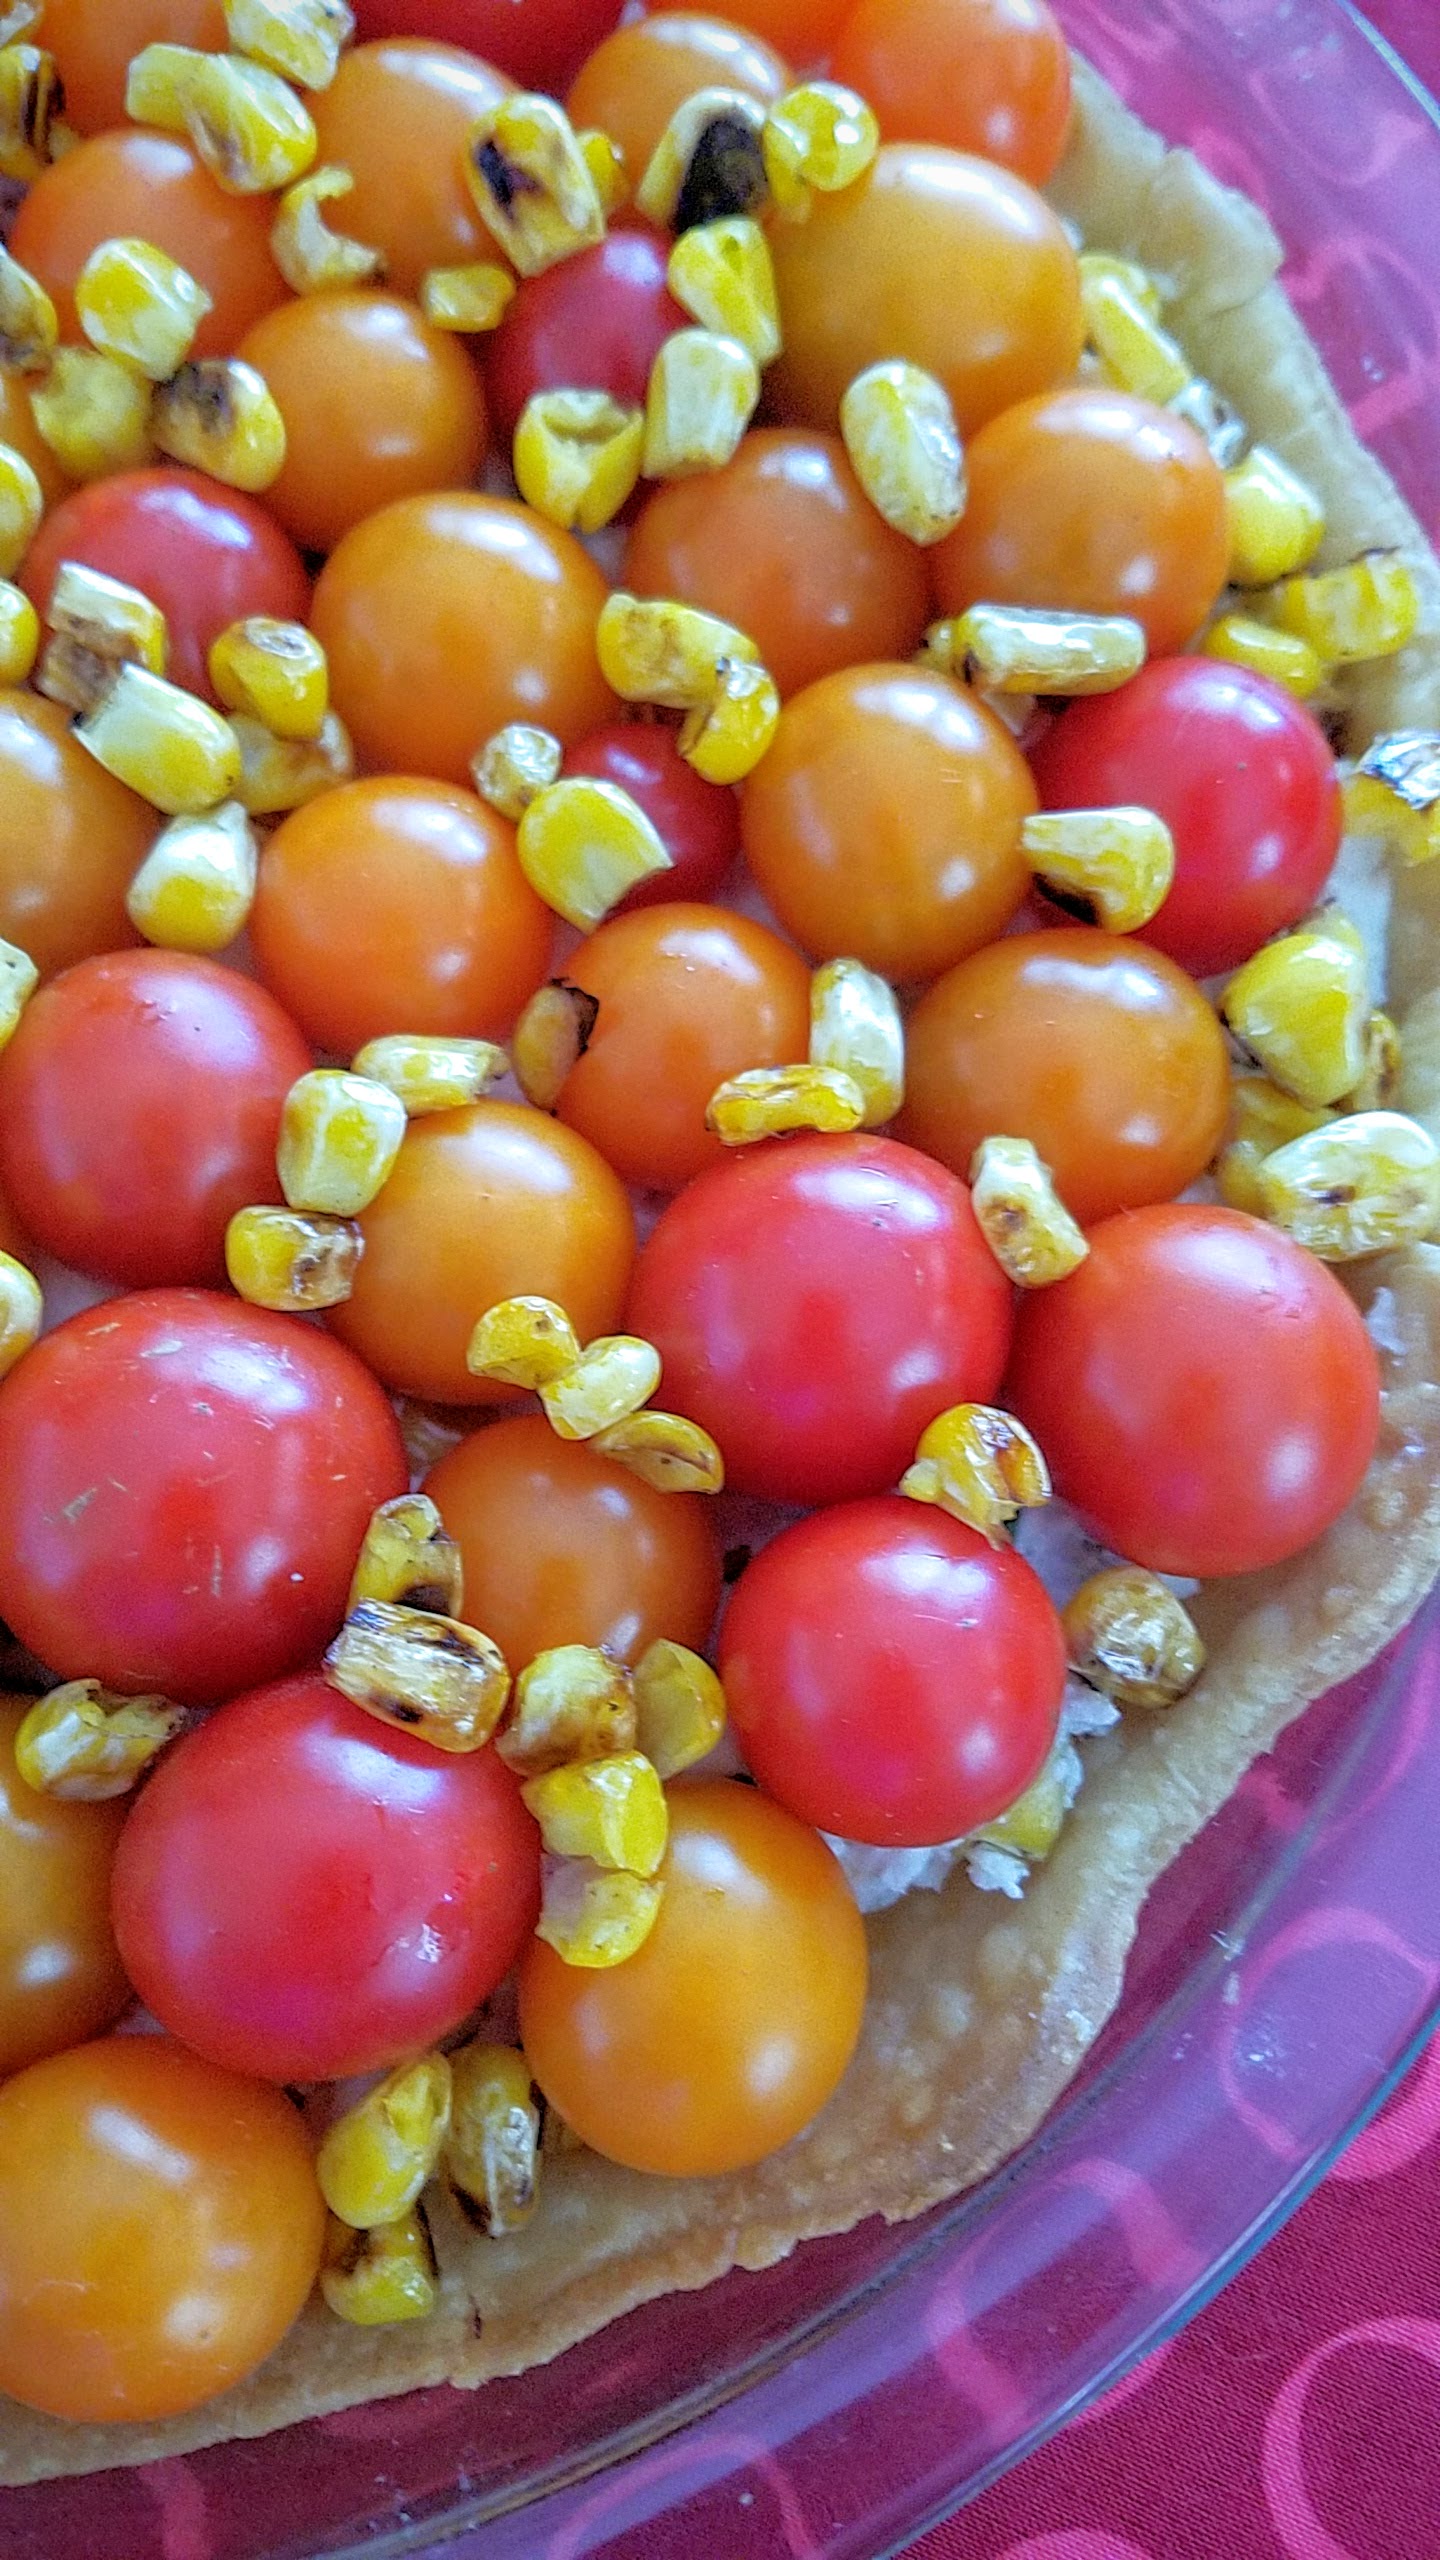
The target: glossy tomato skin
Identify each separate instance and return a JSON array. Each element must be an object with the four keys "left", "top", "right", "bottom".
[
  {"left": 721, "top": 1498, "right": 1066, "bottom": 1846},
  {"left": 832, "top": 0, "right": 1072, "bottom": 186},
  {"left": 0, "top": 1697, "right": 132, "bottom": 2078},
  {"left": 1028, "top": 658, "right": 1344, "bottom": 978},
  {"left": 352, "top": 0, "right": 622, "bottom": 89},
  {"left": 485, "top": 230, "right": 686, "bottom": 451},
  {"left": 0, "top": 1292, "right": 408, "bottom": 1704},
  {"left": 113, "top": 1676, "right": 541, "bottom": 2083},
  {"left": 27, "top": 0, "right": 228, "bottom": 133},
  {"left": 1007, "top": 1205, "right": 1382, "bottom": 1578},
  {"left": 566, "top": 17, "right": 790, "bottom": 185},
  {"left": 0, "top": 951, "right": 312, "bottom": 1288},
  {"left": 0, "top": 689, "right": 150, "bottom": 978},
  {"left": 564, "top": 723, "right": 740, "bottom": 910},
  {"left": 310, "top": 41, "right": 512, "bottom": 297},
  {"left": 626, "top": 1134, "right": 1014, "bottom": 1505}
]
